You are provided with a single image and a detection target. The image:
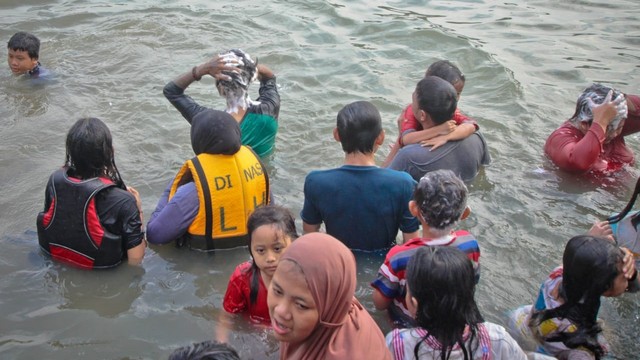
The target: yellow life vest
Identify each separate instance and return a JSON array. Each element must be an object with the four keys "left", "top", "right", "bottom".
[{"left": 169, "top": 146, "right": 269, "bottom": 250}]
